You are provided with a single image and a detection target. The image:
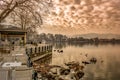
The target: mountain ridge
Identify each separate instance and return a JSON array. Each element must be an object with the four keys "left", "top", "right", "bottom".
[{"left": 72, "top": 33, "right": 120, "bottom": 39}]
